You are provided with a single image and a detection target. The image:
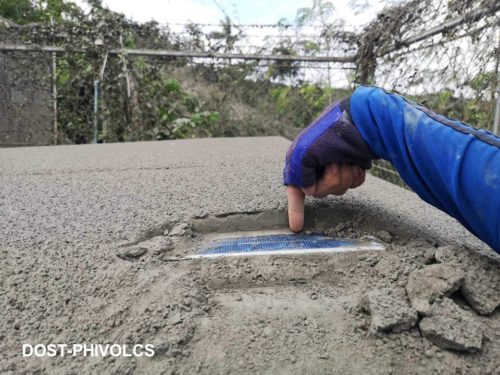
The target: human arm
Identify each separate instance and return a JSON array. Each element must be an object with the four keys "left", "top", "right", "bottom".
[
  {"left": 284, "top": 86, "right": 500, "bottom": 252},
  {"left": 350, "top": 86, "right": 500, "bottom": 252}
]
